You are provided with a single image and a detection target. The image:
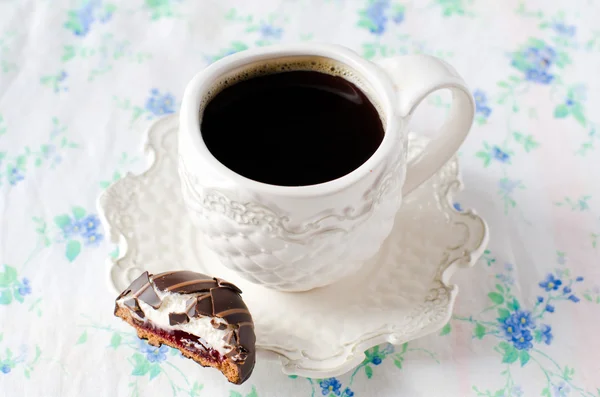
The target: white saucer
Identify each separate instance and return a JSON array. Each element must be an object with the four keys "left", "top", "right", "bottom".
[{"left": 98, "top": 114, "right": 488, "bottom": 378}]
